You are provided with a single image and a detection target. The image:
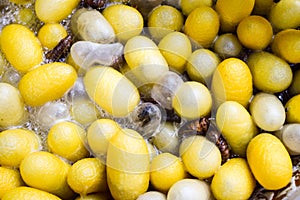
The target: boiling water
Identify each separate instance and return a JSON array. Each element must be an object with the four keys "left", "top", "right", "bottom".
[{"left": 0, "top": 0, "right": 78, "bottom": 149}]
